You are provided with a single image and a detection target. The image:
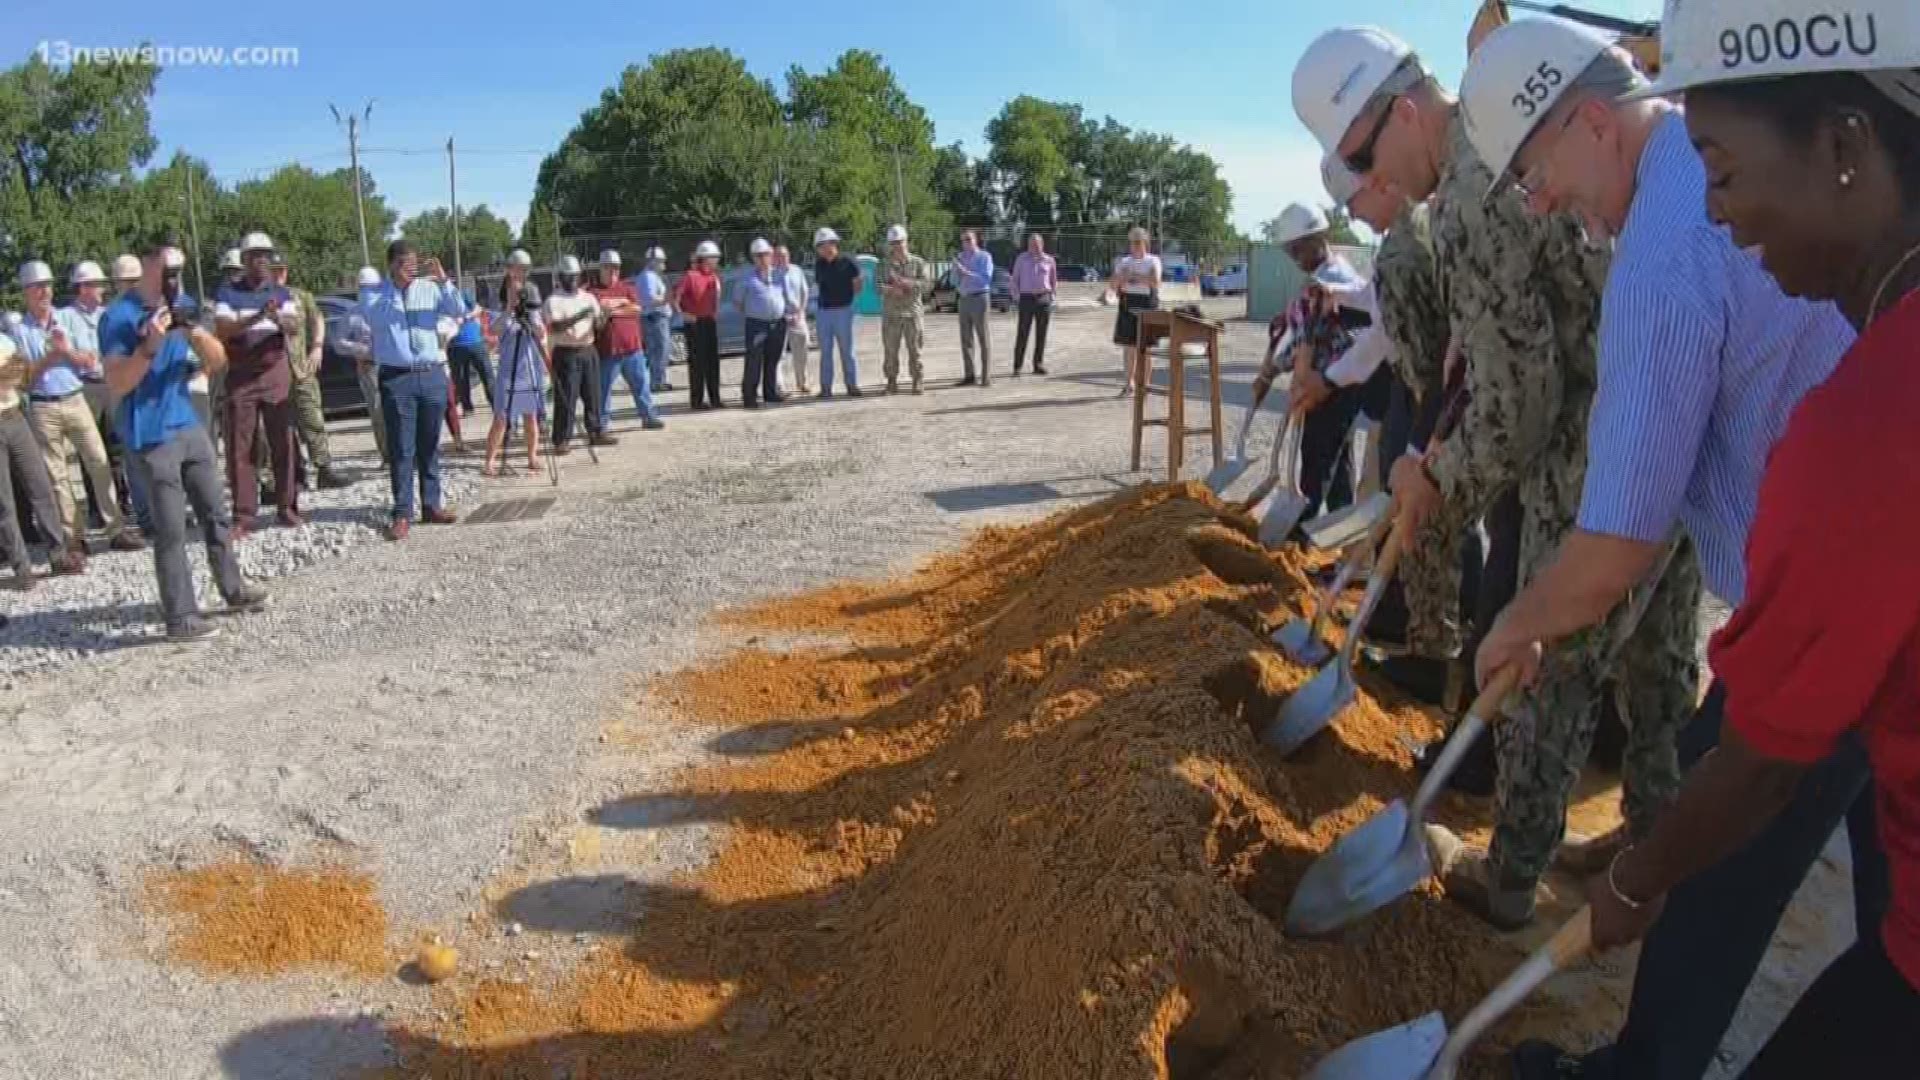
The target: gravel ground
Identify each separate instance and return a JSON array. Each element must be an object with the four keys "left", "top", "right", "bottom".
[{"left": 0, "top": 303, "right": 1851, "bottom": 1078}]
